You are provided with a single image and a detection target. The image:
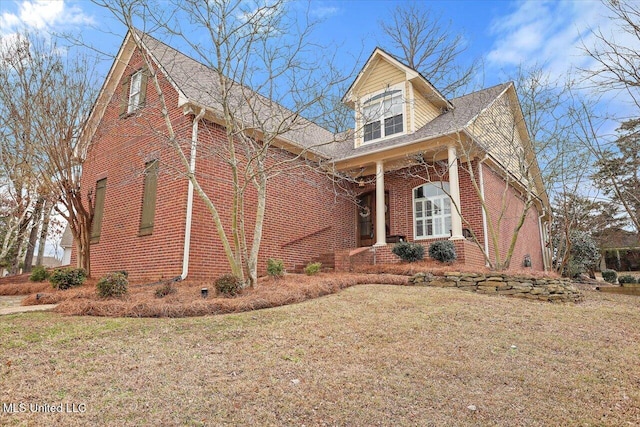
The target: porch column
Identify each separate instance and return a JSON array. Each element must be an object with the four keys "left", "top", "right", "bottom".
[
  {"left": 448, "top": 145, "right": 464, "bottom": 240},
  {"left": 374, "top": 160, "right": 387, "bottom": 246}
]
